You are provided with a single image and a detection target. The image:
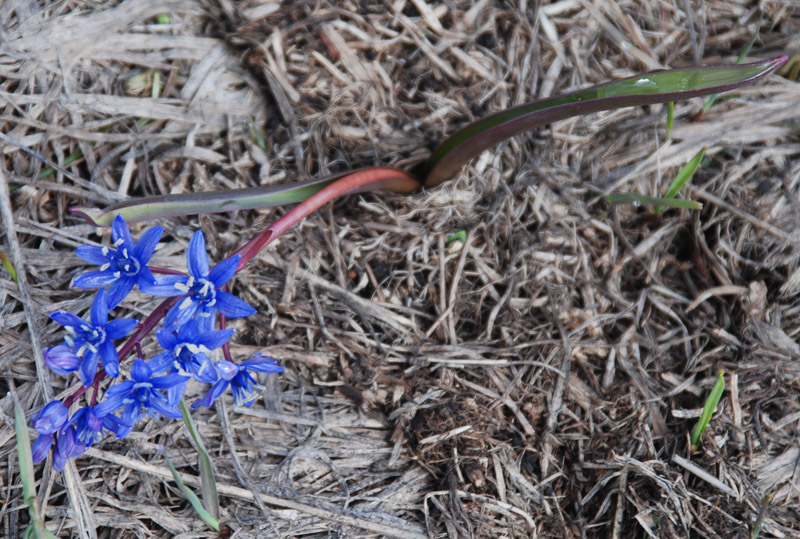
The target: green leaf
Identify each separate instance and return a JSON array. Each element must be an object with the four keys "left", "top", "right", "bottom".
[
  {"left": 13, "top": 394, "right": 58, "bottom": 539},
  {"left": 656, "top": 146, "right": 707, "bottom": 213},
  {"left": 447, "top": 230, "right": 467, "bottom": 244},
  {"left": 424, "top": 56, "right": 787, "bottom": 187},
  {"left": 165, "top": 455, "right": 221, "bottom": 532},
  {"left": 691, "top": 369, "right": 726, "bottom": 451},
  {"left": 179, "top": 401, "right": 219, "bottom": 520},
  {"left": 605, "top": 193, "right": 702, "bottom": 210},
  {"left": 71, "top": 167, "right": 421, "bottom": 226}
]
